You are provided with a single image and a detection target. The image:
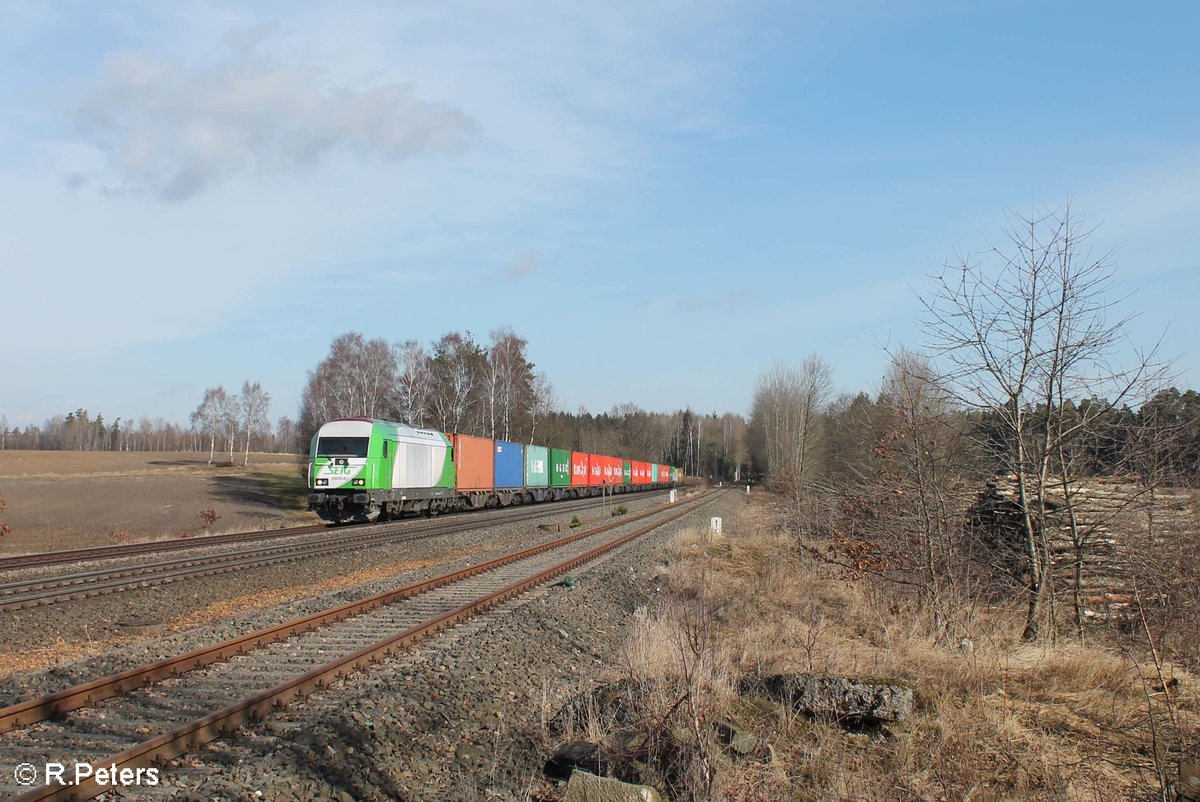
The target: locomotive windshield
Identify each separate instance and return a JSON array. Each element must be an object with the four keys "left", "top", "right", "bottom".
[{"left": 315, "top": 437, "right": 370, "bottom": 458}]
